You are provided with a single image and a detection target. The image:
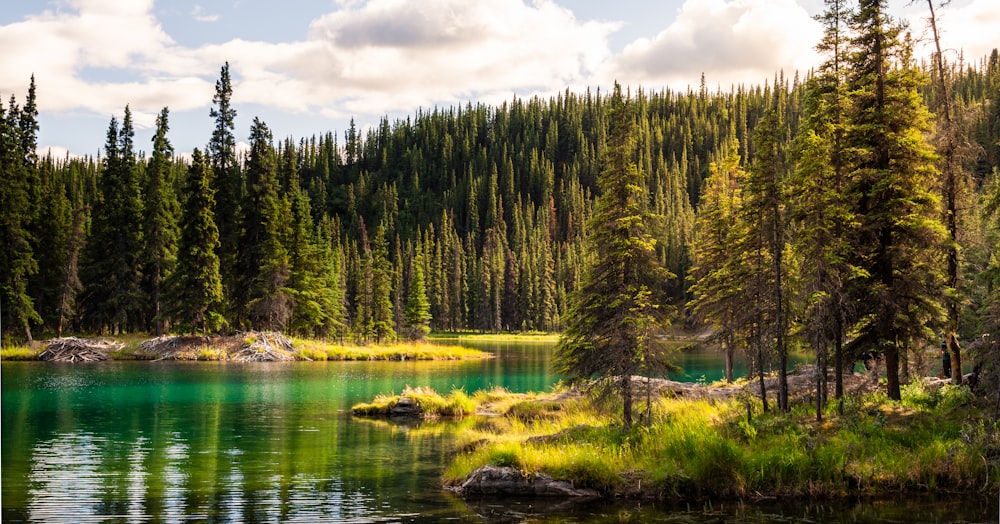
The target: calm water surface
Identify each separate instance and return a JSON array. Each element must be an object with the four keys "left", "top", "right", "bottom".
[{"left": 2, "top": 341, "right": 995, "bottom": 522}]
